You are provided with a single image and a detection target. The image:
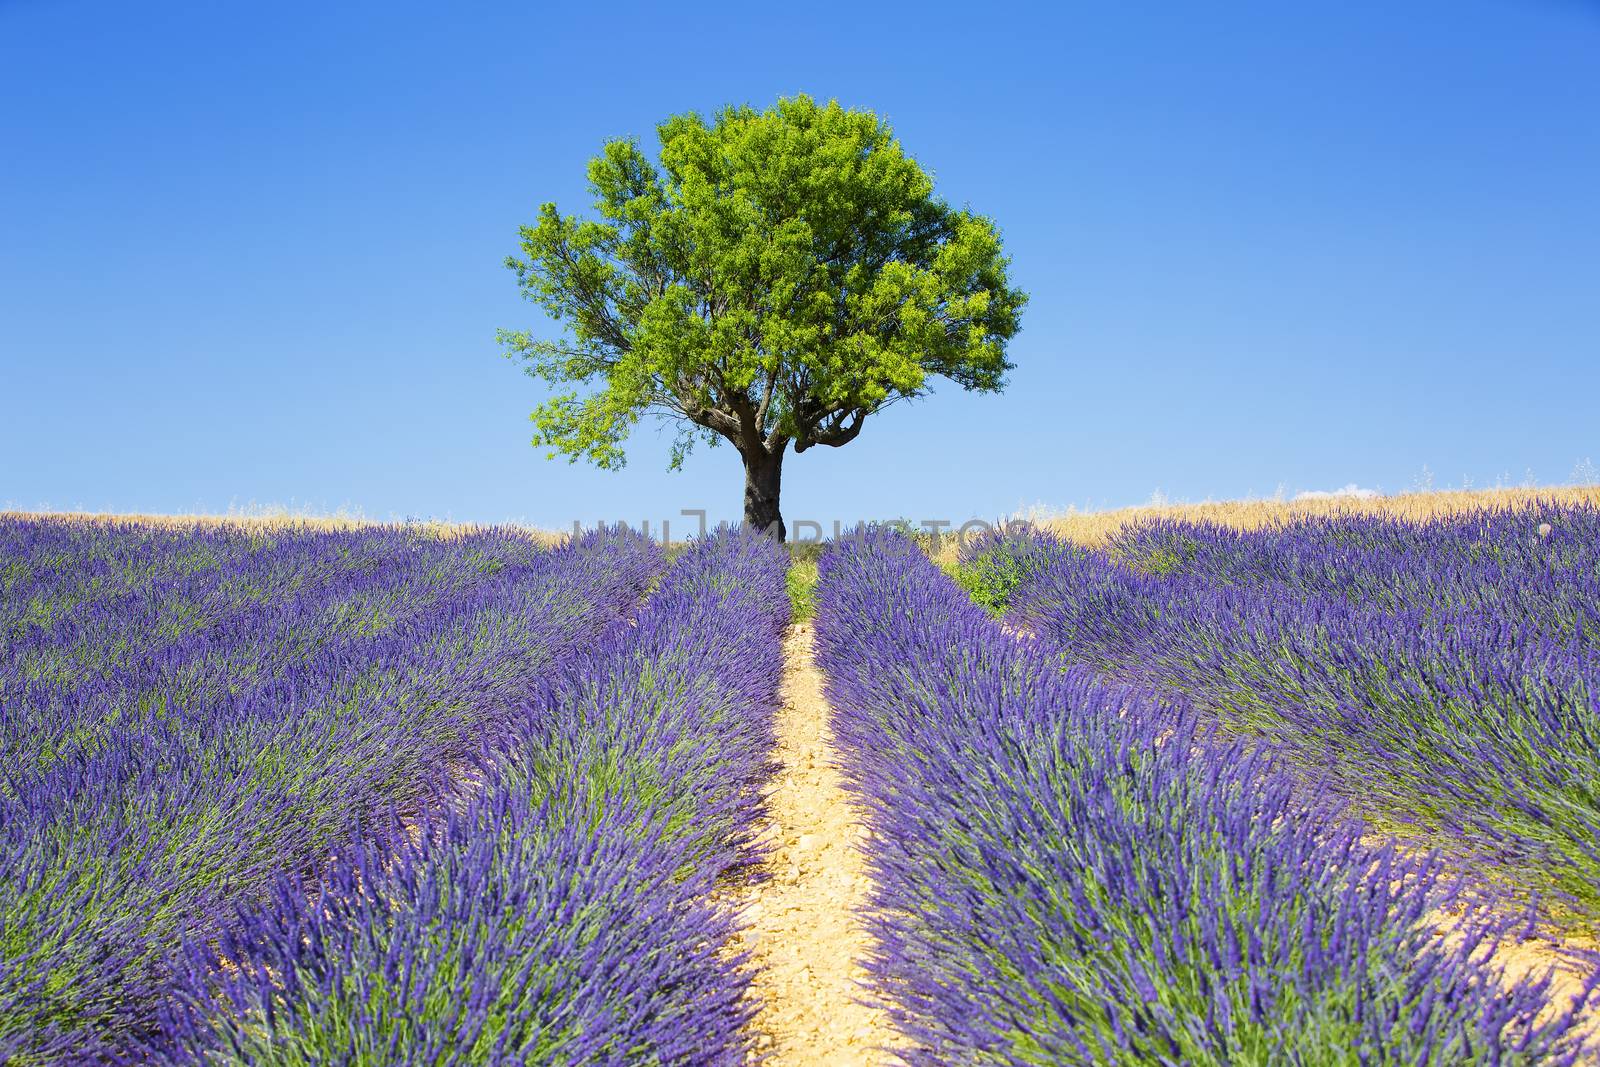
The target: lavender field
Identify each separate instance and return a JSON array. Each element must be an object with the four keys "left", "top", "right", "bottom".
[
  {"left": 0, "top": 517, "right": 785, "bottom": 1063},
  {"left": 2, "top": 502, "right": 1598, "bottom": 1064},
  {"left": 912, "top": 503, "right": 1600, "bottom": 1062},
  {"left": 964, "top": 505, "right": 1600, "bottom": 930}
]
